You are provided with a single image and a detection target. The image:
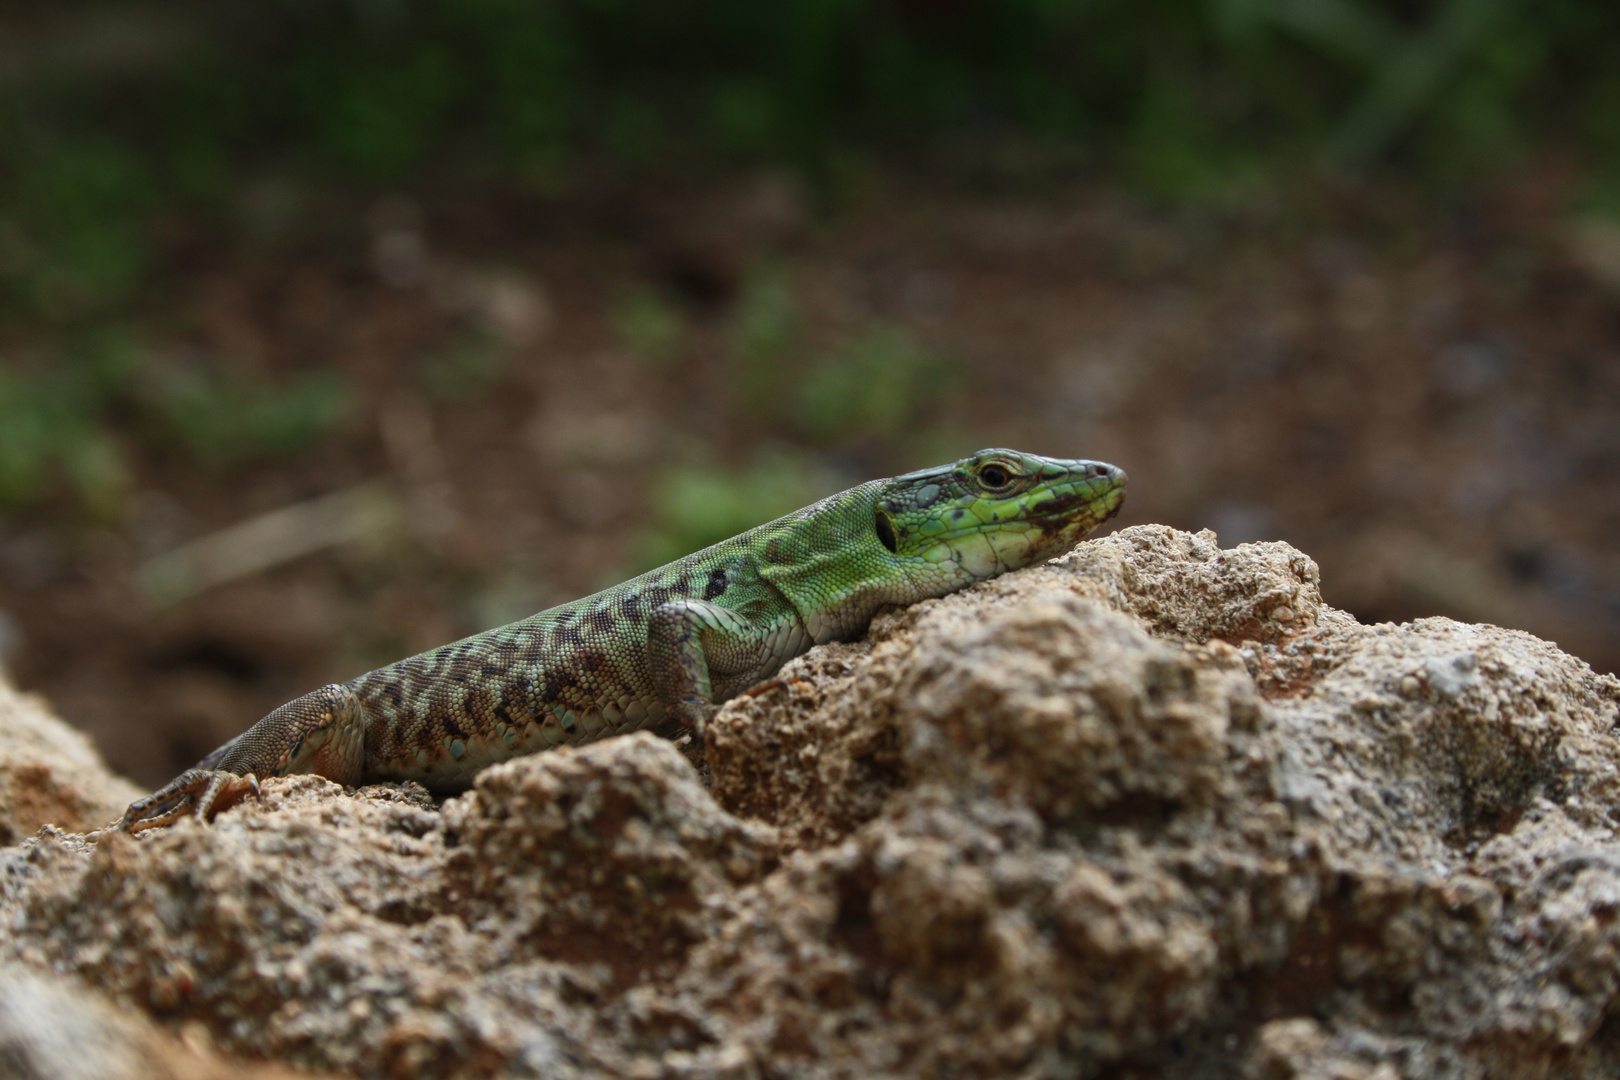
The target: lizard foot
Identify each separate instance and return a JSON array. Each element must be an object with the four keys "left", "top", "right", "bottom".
[{"left": 119, "top": 769, "right": 262, "bottom": 833}]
